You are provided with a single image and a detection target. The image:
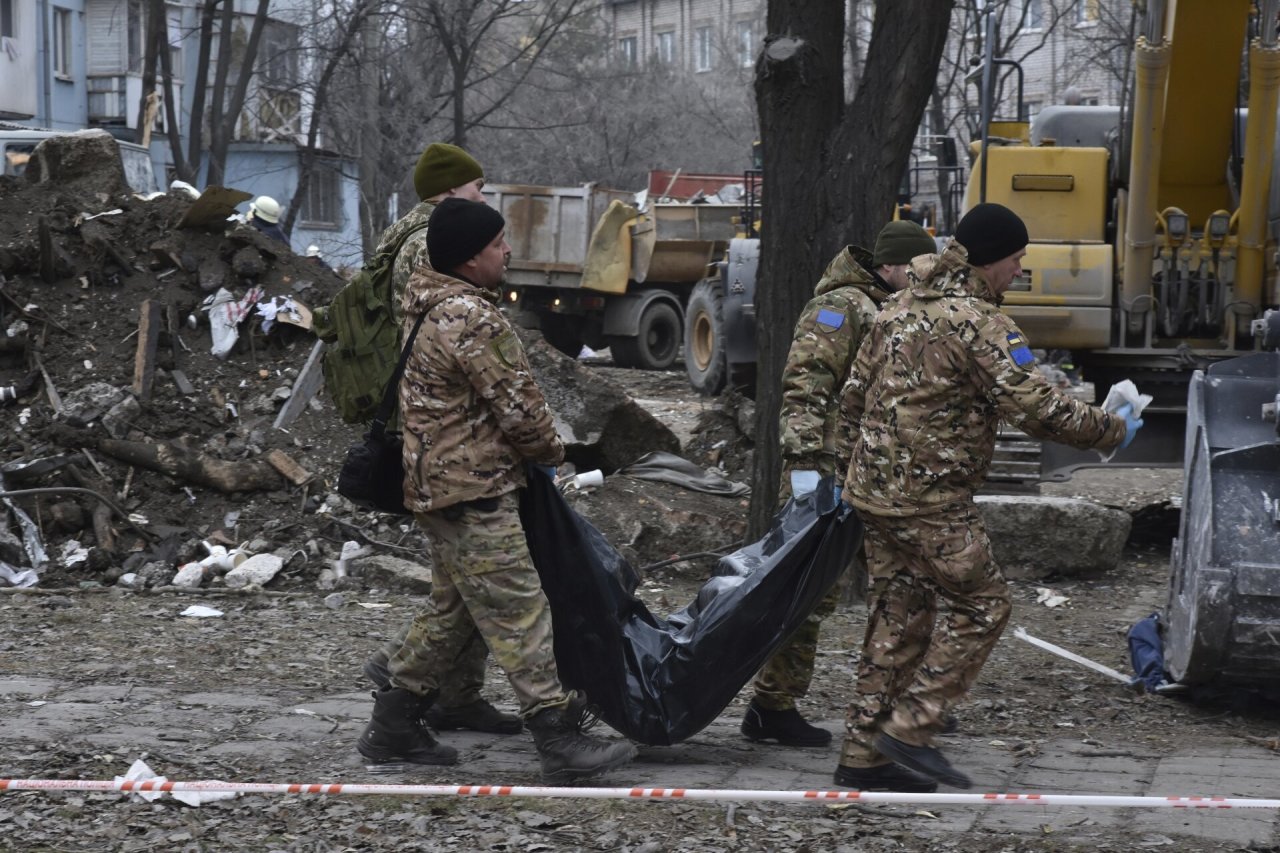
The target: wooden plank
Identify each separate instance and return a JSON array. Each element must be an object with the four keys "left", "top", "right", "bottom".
[
  {"left": 272, "top": 340, "right": 326, "bottom": 430},
  {"left": 132, "top": 299, "right": 163, "bottom": 401},
  {"left": 264, "top": 449, "right": 312, "bottom": 486}
]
